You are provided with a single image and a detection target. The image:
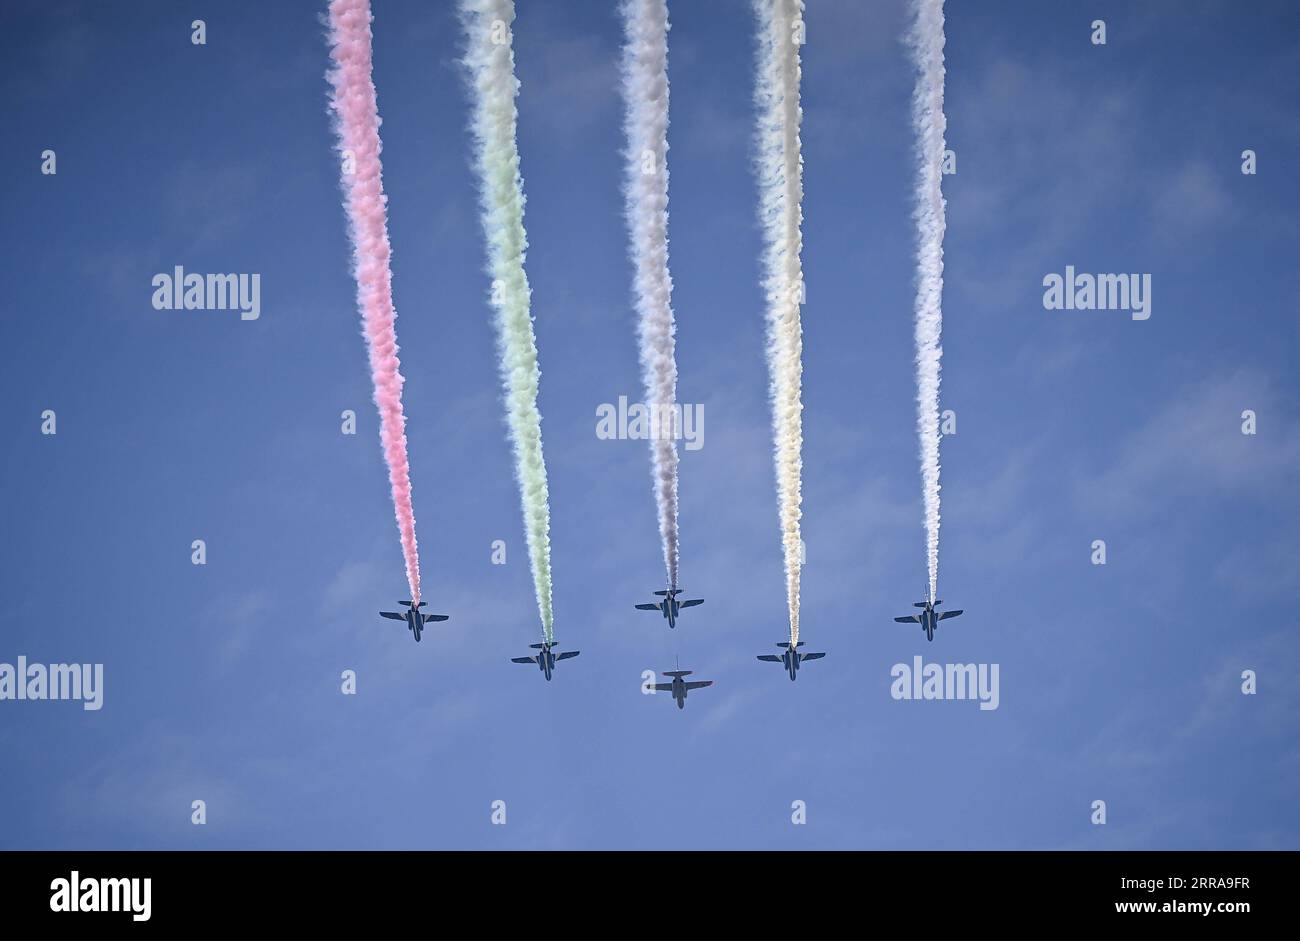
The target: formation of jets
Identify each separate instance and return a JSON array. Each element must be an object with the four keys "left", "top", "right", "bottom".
[{"left": 377, "top": 581, "right": 965, "bottom": 702}]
